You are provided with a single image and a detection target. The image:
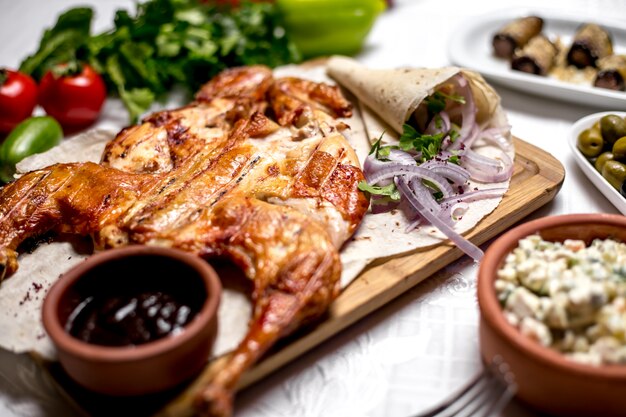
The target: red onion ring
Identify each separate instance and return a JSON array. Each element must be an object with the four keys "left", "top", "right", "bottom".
[{"left": 395, "top": 177, "right": 484, "bottom": 261}]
